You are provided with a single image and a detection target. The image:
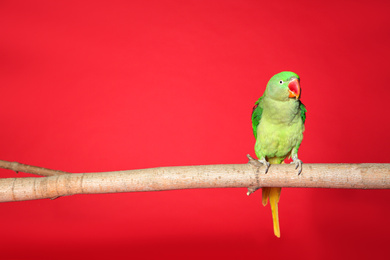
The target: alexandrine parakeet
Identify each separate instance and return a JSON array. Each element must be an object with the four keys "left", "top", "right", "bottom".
[{"left": 251, "top": 71, "right": 307, "bottom": 238}]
